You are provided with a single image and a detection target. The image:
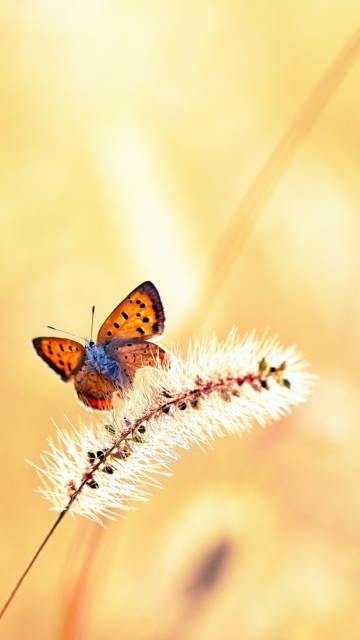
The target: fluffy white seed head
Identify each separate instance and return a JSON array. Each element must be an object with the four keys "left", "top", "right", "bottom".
[{"left": 29, "top": 330, "right": 313, "bottom": 523}]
